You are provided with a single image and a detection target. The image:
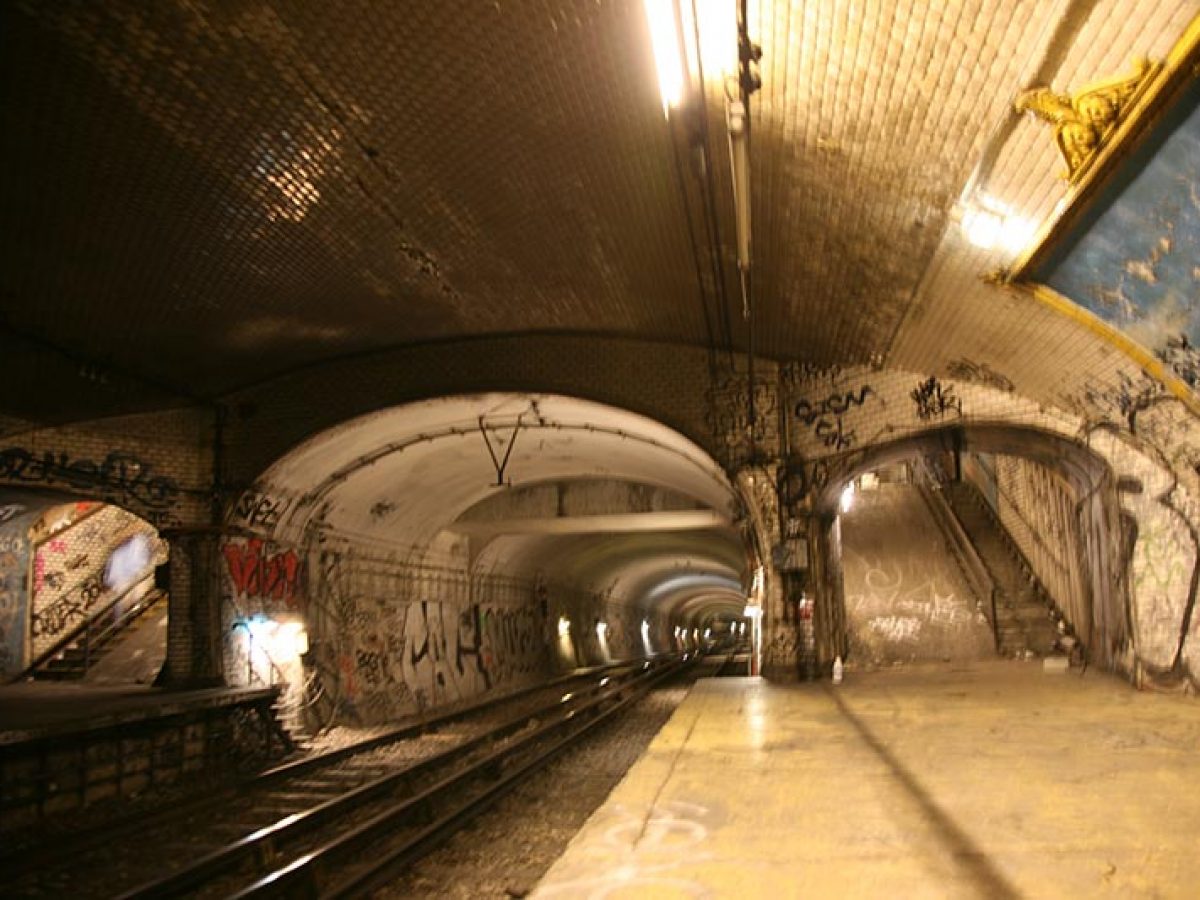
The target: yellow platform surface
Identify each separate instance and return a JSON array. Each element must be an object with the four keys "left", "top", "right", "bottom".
[{"left": 533, "top": 663, "right": 1200, "bottom": 899}]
